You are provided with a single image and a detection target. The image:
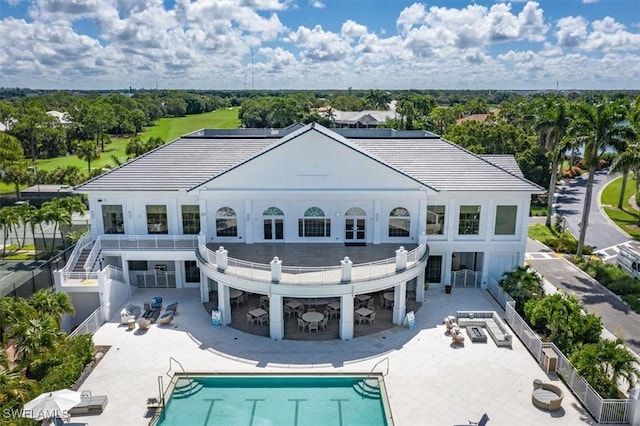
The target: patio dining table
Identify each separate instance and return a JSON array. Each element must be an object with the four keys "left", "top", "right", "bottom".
[
  {"left": 302, "top": 312, "right": 324, "bottom": 323},
  {"left": 355, "top": 307, "right": 374, "bottom": 317},
  {"left": 248, "top": 308, "right": 268, "bottom": 318}
]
